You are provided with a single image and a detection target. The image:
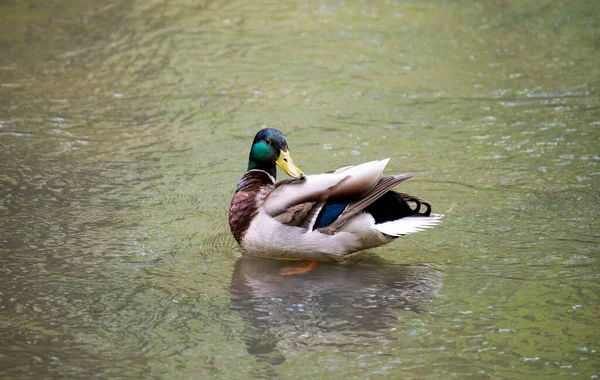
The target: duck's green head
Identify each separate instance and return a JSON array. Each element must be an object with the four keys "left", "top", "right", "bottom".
[{"left": 248, "top": 128, "right": 305, "bottom": 180}]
